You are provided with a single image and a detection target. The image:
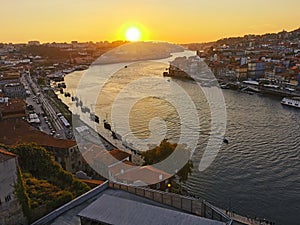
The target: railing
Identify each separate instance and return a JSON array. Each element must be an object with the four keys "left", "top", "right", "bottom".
[
  {"left": 109, "top": 181, "right": 232, "bottom": 224},
  {"left": 202, "top": 200, "right": 233, "bottom": 225}
]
